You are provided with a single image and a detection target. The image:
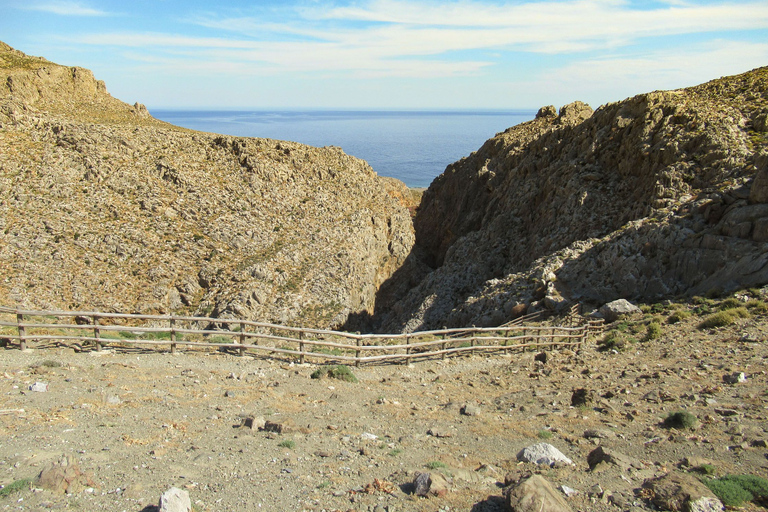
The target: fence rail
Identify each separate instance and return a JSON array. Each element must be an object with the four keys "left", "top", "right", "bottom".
[{"left": 0, "top": 306, "right": 603, "bottom": 365}]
